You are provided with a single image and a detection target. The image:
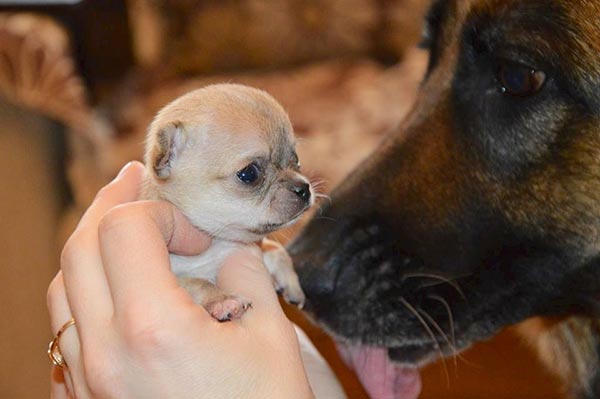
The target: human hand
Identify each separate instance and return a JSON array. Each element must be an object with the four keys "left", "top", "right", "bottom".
[{"left": 47, "top": 161, "right": 313, "bottom": 399}]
